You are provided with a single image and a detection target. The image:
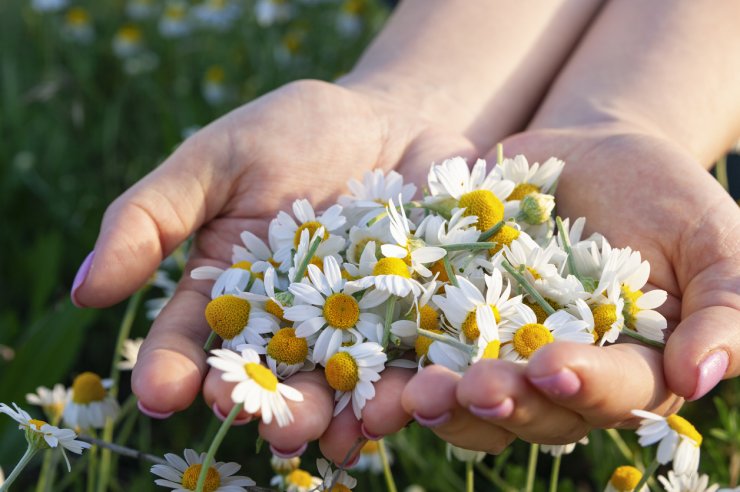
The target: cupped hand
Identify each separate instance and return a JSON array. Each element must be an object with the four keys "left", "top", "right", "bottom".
[
  {"left": 402, "top": 125, "right": 740, "bottom": 451},
  {"left": 71, "top": 79, "right": 478, "bottom": 462}
]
